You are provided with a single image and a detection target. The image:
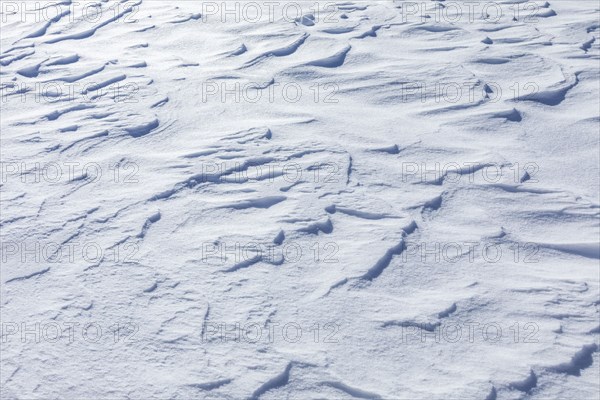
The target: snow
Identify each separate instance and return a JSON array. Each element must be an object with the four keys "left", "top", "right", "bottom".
[{"left": 1, "top": 1, "right": 599, "bottom": 398}]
